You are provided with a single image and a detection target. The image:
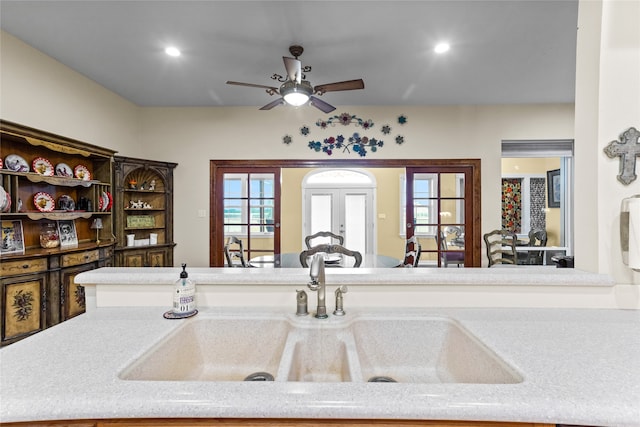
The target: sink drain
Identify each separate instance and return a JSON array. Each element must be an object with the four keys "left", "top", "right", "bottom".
[
  {"left": 244, "top": 372, "right": 275, "bottom": 381},
  {"left": 368, "top": 376, "right": 397, "bottom": 383}
]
